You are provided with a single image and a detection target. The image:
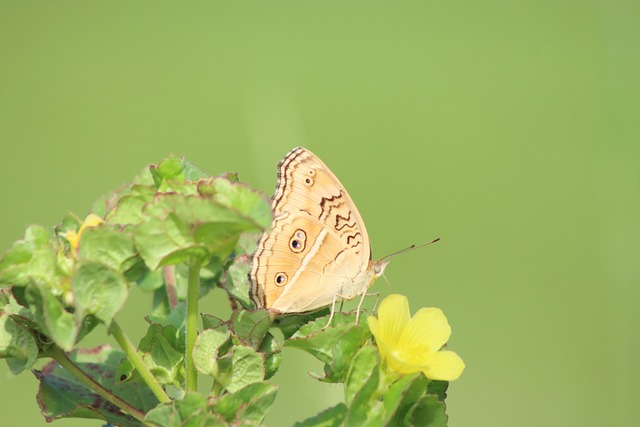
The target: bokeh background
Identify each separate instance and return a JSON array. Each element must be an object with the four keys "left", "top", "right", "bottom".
[{"left": 1, "top": 1, "right": 639, "bottom": 426}]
